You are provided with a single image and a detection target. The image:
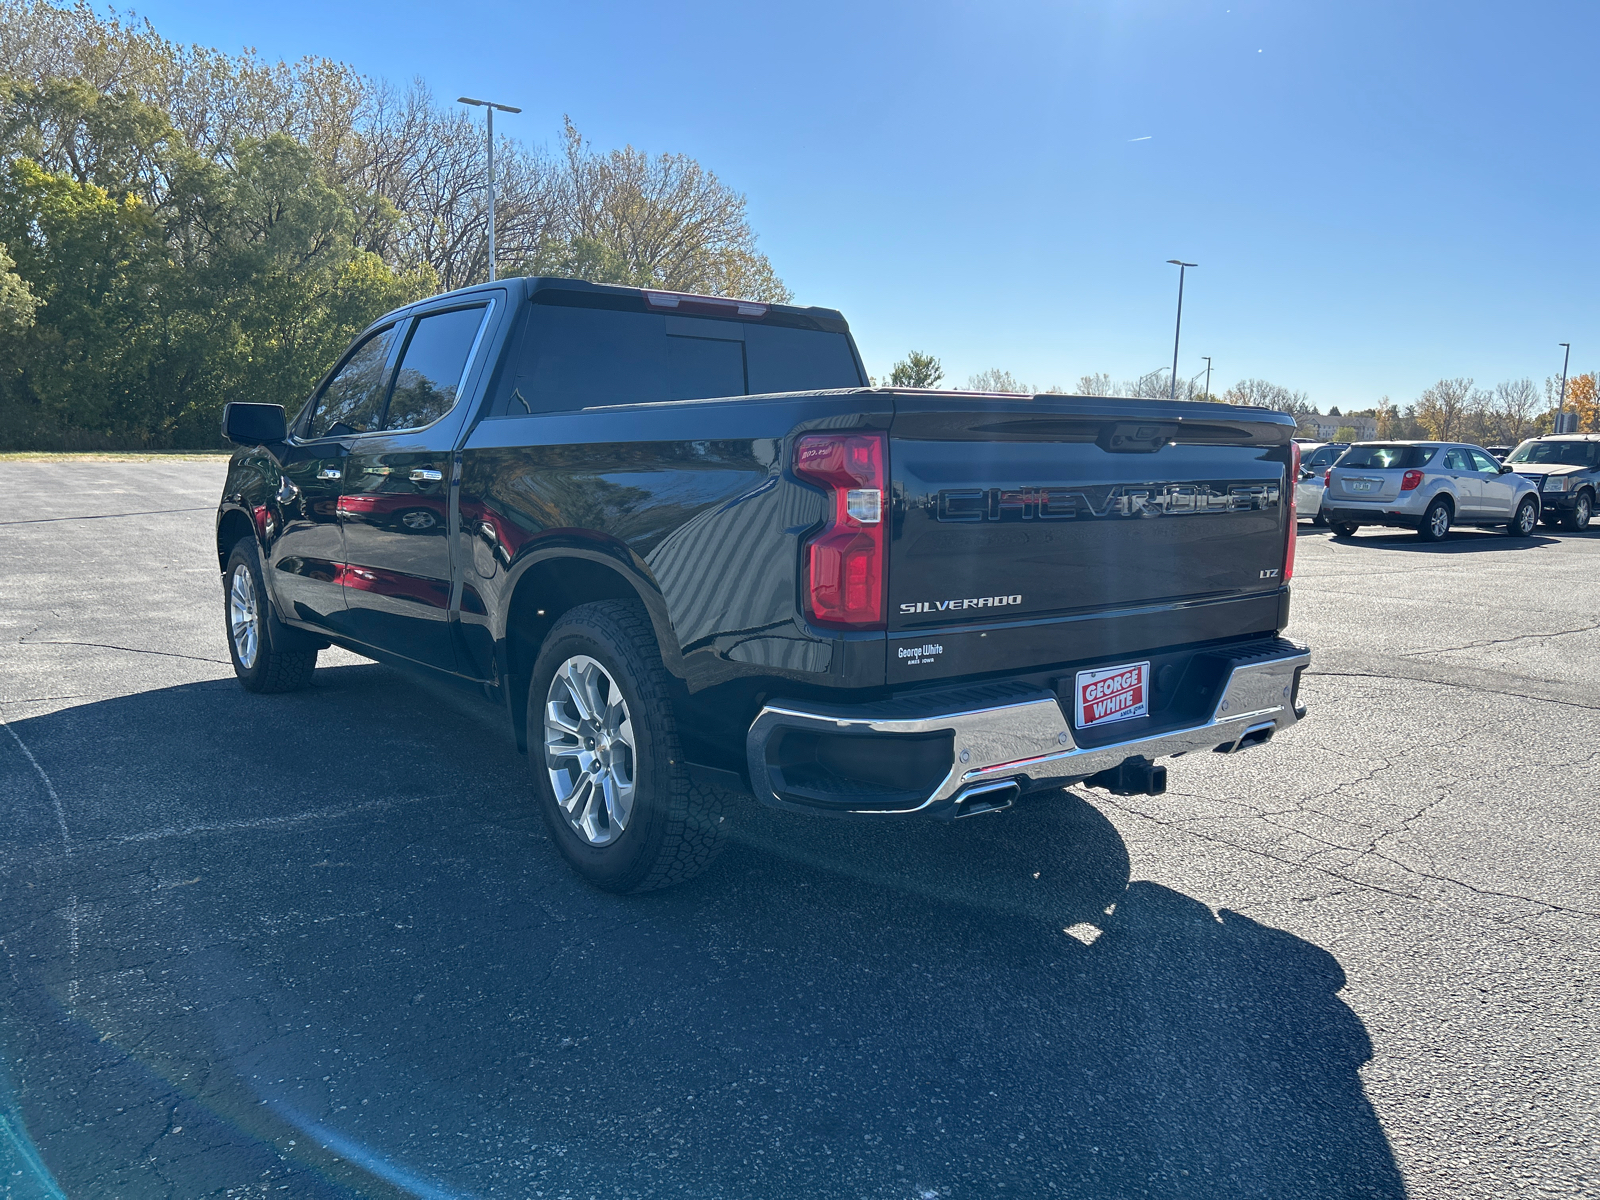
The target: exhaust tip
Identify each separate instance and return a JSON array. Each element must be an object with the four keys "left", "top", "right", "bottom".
[{"left": 952, "top": 780, "right": 1020, "bottom": 819}]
